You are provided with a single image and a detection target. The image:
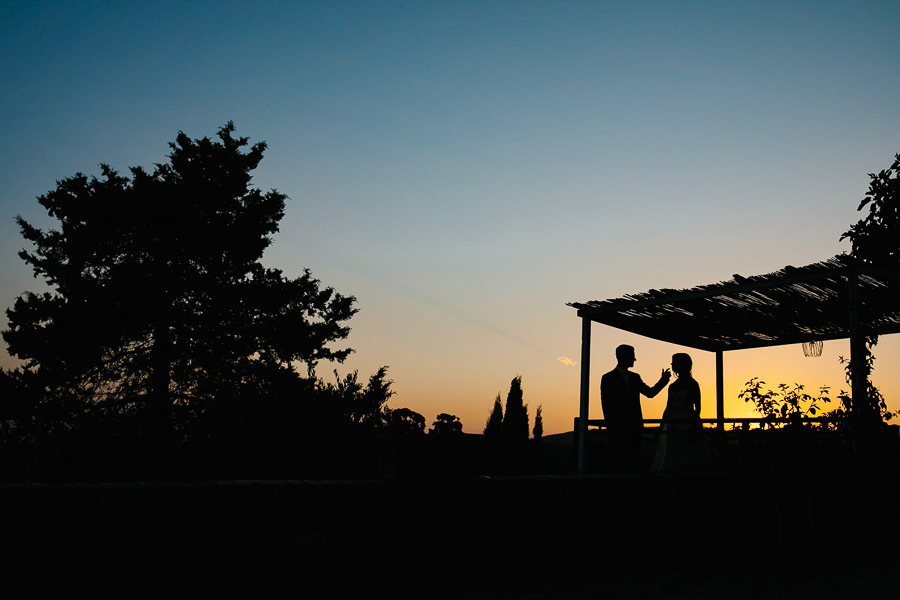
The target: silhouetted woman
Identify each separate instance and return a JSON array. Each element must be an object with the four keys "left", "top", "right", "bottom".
[{"left": 651, "top": 353, "right": 712, "bottom": 472}]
